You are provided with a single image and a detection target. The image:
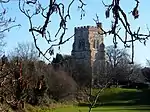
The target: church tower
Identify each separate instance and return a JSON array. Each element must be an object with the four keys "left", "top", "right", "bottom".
[{"left": 71, "top": 23, "right": 105, "bottom": 70}]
